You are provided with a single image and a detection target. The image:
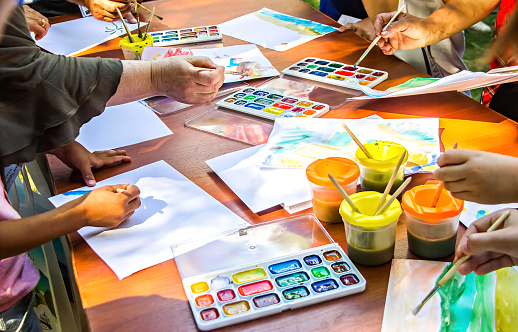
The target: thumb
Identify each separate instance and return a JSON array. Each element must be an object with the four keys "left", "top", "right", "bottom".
[
  {"left": 467, "top": 230, "right": 514, "bottom": 256},
  {"left": 79, "top": 165, "right": 96, "bottom": 187},
  {"left": 338, "top": 23, "right": 354, "bottom": 33}
]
